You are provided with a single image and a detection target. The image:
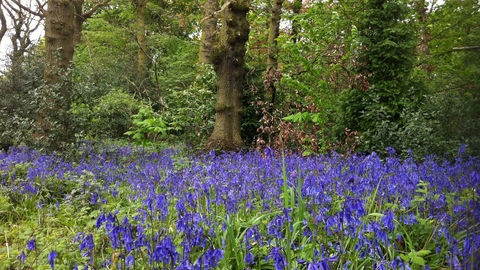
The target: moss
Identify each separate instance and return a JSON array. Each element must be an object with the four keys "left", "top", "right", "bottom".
[
  {"left": 211, "top": 44, "right": 226, "bottom": 65},
  {"left": 214, "top": 102, "right": 232, "bottom": 112},
  {"left": 229, "top": 0, "right": 250, "bottom": 12}
]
